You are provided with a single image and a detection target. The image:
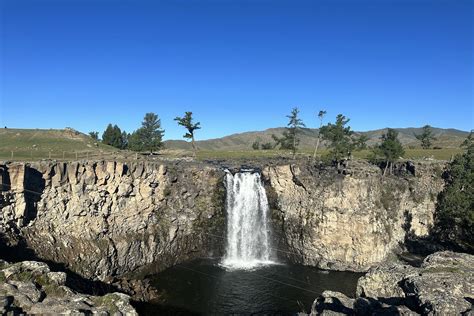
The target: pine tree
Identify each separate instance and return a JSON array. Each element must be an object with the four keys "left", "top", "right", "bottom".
[
  {"left": 284, "top": 107, "right": 306, "bottom": 158},
  {"left": 174, "top": 112, "right": 201, "bottom": 157},
  {"left": 415, "top": 125, "right": 436, "bottom": 149},
  {"left": 102, "top": 124, "right": 125, "bottom": 149},
  {"left": 434, "top": 131, "right": 473, "bottom": 252},
  {"left": 272, "top": 131, "right": 294, "bottom": 150},
  {"left": 252, "top": 140, "right": 260, "bottom": 150},
  {"left": 102, "top": 124, "right": 115, "bottom": 146},
  {"left": 89, "top": 131, "right": 99, "bottom": 140},
  {"left": 354, "top": 134, "right": 369, "bottom": 151},
  {"left": 120, "top": 131, "right": 129, "bottom": 149},
  {"left": 128, "top": 113, "right": 165, "bottom": 153},
  {"left": 112, "top": 125, "right": 123, "bottom": 148},
  {"left": 373, "top": 128, "right": 405, "bottom": 175},
  {"left": 320, "top": 114, "right": 354, "bottom": 168}
]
